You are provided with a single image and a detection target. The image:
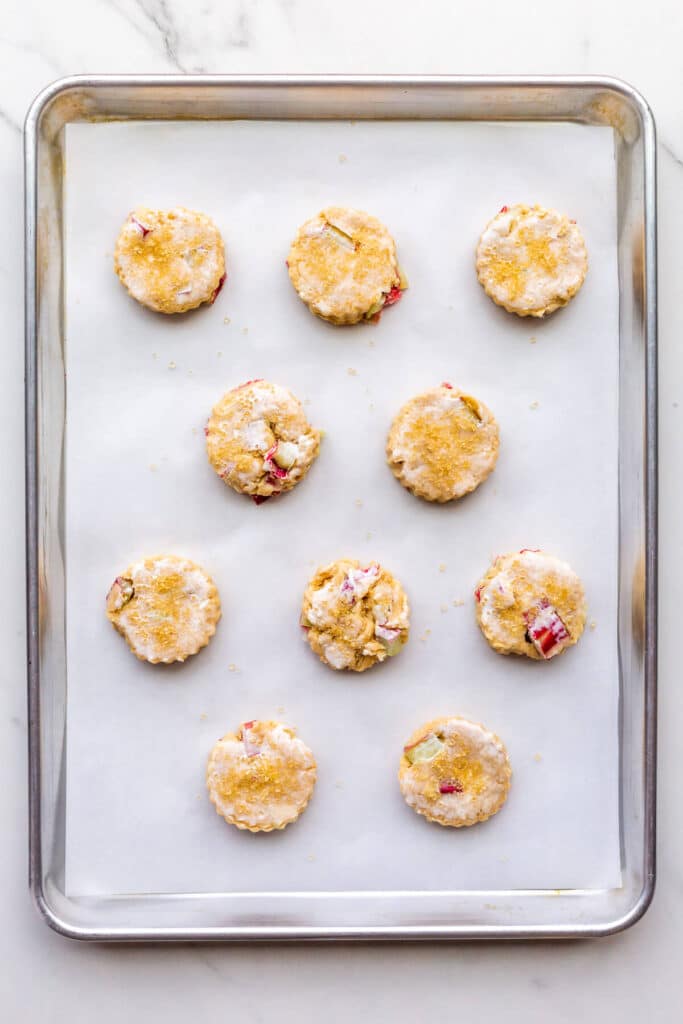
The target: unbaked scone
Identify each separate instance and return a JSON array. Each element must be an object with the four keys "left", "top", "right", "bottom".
[
  {"left": 287, "top": 206, "right": 407, "bottom": 325},
  {"left": 475, "top": 549, "right": 587, "bottom": 660},
  {"left": 205, "top": 379, "right": 321, "bottom": 502},
  {"left": 476, "top": 204, "right": 587, "bottom": 317},
  {"left": 301, "top": 558, "right": 410, "bottom": 672},
  {"left": 114, "top": 206, "right": 226, "bottom": 314},
  {"left": 399, "top": 716, "right": 511, "bottom": 827},
  {"left": 386, "top": 382, "right": 499, "bottom": 502},
  {"left": 206, "top": 720, "right": 317, "bottom": 832},
  {"left": 106, "top": 554, "right": 221, "bottom": 664}
]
